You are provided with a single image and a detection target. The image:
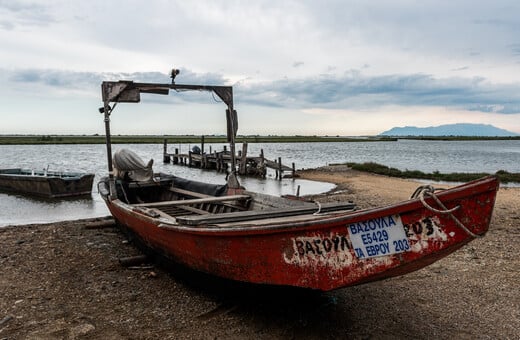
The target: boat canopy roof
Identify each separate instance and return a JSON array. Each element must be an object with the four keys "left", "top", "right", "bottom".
[
  {"left": 100, "top": 75, "right": 239, "bottom": 182},
  {"left": 100, "top": 80, "right": 238, "bottom": 142}
]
